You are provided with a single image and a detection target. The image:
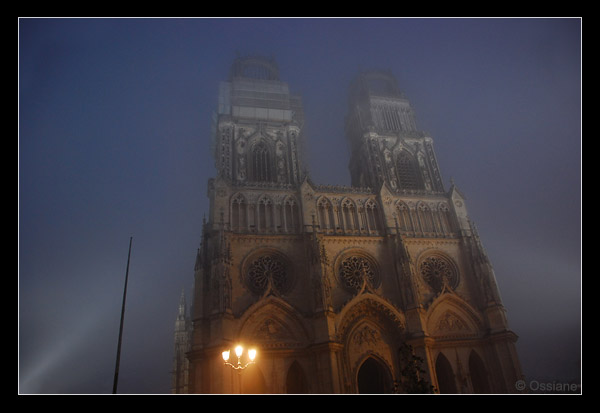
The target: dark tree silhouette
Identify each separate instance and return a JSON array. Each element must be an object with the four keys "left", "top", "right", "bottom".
[{"left": 394, "top": 343, "right": 435, "bottom": 394}]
